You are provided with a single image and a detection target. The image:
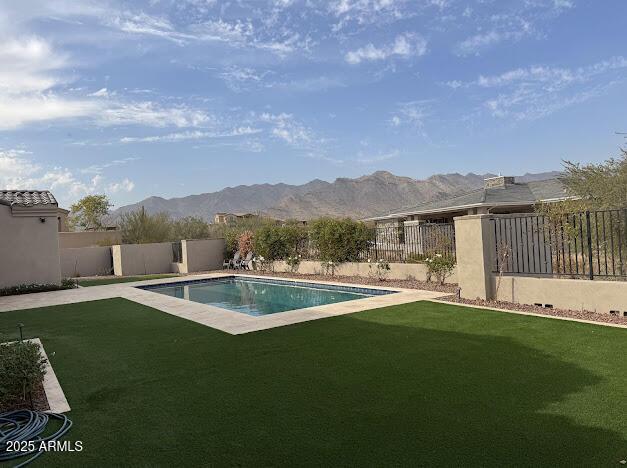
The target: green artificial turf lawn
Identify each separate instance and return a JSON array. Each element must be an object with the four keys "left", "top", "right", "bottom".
[
  {"left": 0, "top": 299, "right": 625, "bottom": 466},
  {"left": 77, "top": 274, "right": 179, "bottom": 287}
]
